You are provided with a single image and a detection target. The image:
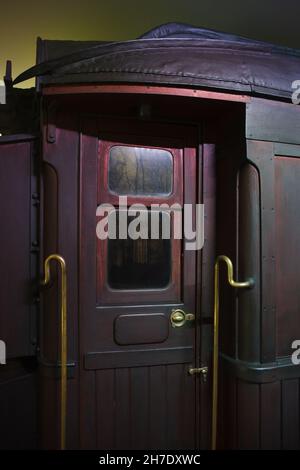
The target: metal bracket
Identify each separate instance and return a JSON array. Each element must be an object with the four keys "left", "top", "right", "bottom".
[{"left": 188, "top": 366, "right": 208, "bottom": 382}]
